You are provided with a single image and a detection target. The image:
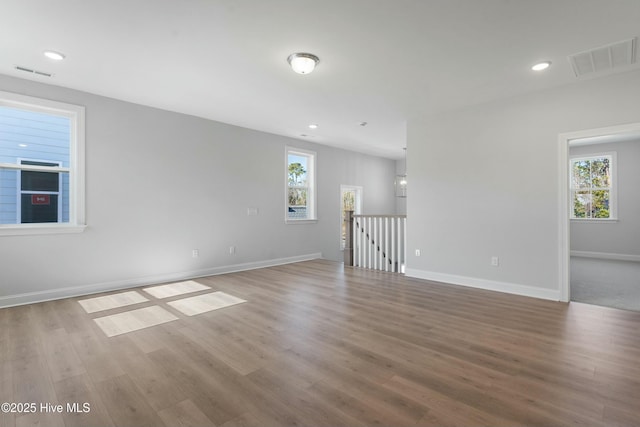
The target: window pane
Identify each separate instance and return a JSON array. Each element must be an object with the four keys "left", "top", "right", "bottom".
[
  {"left": 288, "top": 155, "right": 308, "bottom": 186},
  {"left": 286, "top": 148, "right": 316, "bottom": 222},
  {"left": 573, "top": 191, "right": 591, "bottom": 218},
  {"left": 341, "top": 190, "right": 356, "bottom": 249},
  {"left": 0, "top": 106, "right": 70, "bottom": 166},
  {"left": 591, "top": 190, "right": 610, "bottom": 218},
  {"left": 342, "top": 190, "right": 355, "bottom": 215},
  {"left": 288, "top": 187, "right": 308, "bottom": 219},
  {"left": 20, "top": 194, "right": 59, "bottom": 223},
  {"left": 1, "top": 106, "right": 71, "bottom": 225},
  {"left": 21, "top": 170, "right": 59, "bottom": 192},
  {"left": 572, "top": 160, "right": 591, "bottom": 188},
  {"left": 0, "top": 168, "right": 18, "bottom": 224},
  {"left": 590, "top": 158, "right": 610, "bottom": 188}
]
